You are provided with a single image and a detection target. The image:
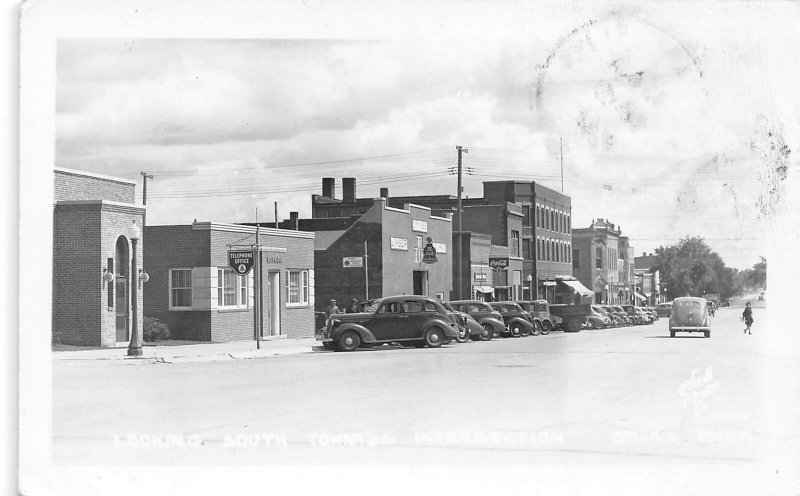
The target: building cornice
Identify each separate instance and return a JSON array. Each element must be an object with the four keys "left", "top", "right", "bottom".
[
  {"left": 192, "top": 222, "right": 315, "bottom": 239},
  {"left": 54, "top": 200, "right": 145, "bottom": 214},
  {"left": 54, "top": 167, "right": 137, "bottom": 186}
]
